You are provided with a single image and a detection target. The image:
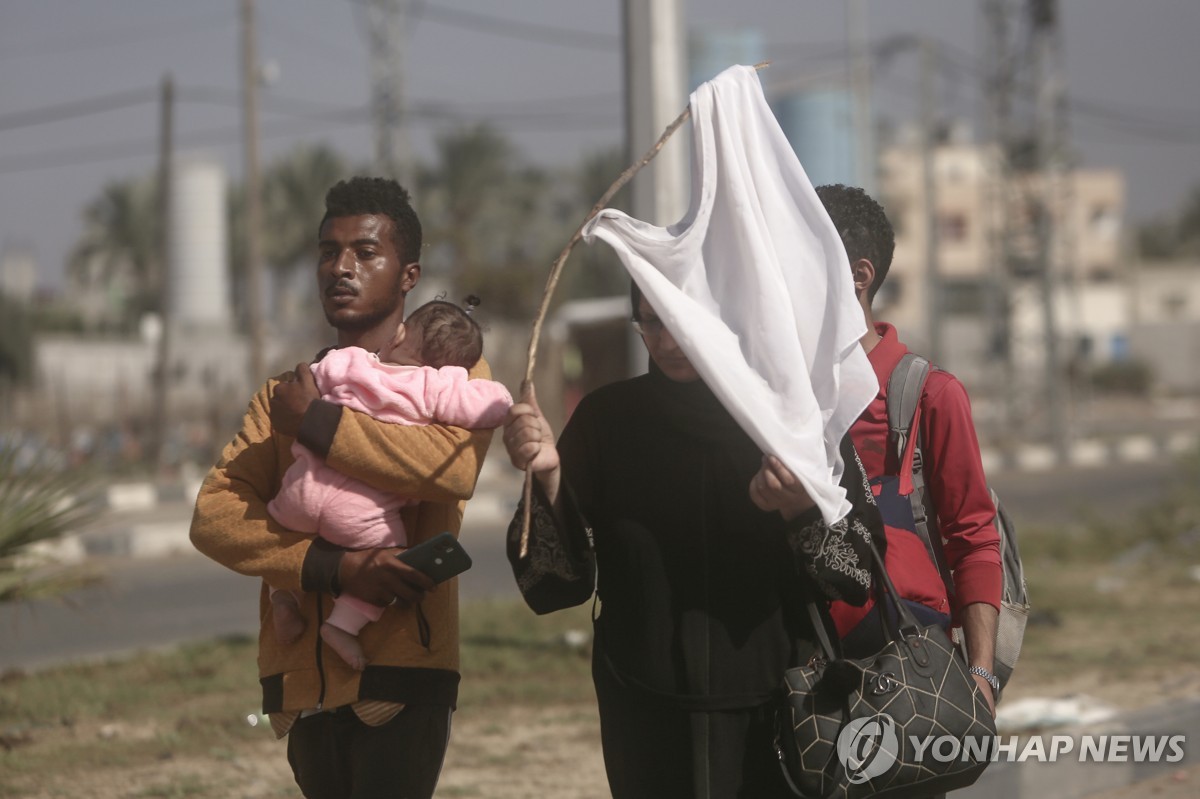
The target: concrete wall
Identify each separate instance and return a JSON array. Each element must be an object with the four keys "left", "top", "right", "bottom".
[
  {"left": 1129, "top": 322, "right": 1200, "bottom": 394},
  {"left": 20, "top": 331, "right": 252, "bottom": 432}
]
